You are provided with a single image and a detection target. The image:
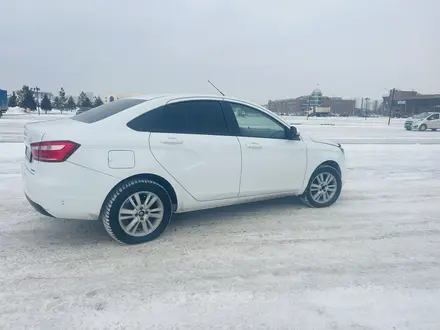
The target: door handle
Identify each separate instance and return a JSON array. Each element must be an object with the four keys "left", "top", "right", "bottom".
[
  {"left": 160, "top": 137, "right": 183, "bottom": 145},
  {"left": 245, "top": 142, "right": 262, "bottom": 149}
]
